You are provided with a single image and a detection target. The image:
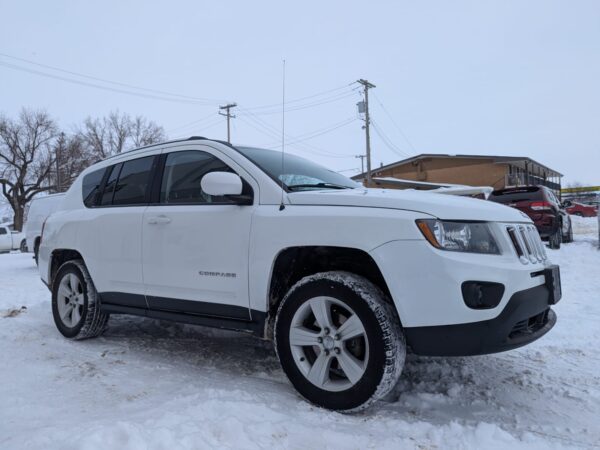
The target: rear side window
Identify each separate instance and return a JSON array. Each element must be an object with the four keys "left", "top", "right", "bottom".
[
  {"left": 0, "top": 227, "right": 6, "bottom": 235},
  {"left": 100, "top": 164, "right": 121, "bottom": 206},
  {"left": 112, "top": 156, "right": 155, "bottom": 205},
  {"left": 82, "top": 168, "right": 106, "bottom": 207},
  {"left": 160, "top": 151, "right": 236, "bottom": 204},
  {"left": 489, "top": 188, "right": 542, "bottom": 203}
]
